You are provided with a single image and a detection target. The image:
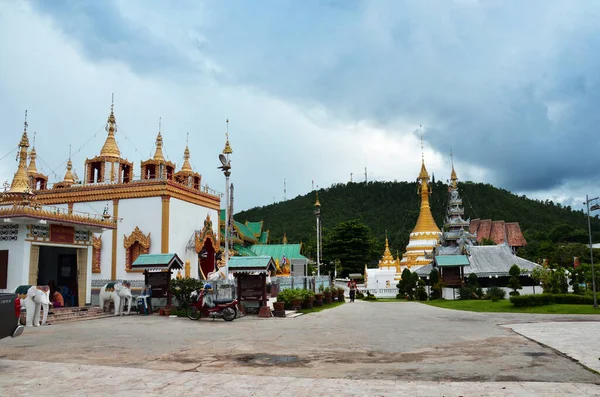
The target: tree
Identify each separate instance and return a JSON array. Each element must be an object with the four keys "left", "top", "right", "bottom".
[
  {"left": 480, "top": 238, "right": 496, "bottom": 246},
  {"left": 507, "top": 264, "right": 522, "bottom": 296},
  {"left": 322, "top": 219, "right": 378, "bottom": 277},
  {"left": 428, "top": 268, "right": 445, "bottom": 300}
]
